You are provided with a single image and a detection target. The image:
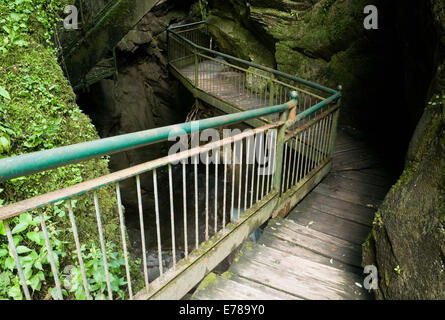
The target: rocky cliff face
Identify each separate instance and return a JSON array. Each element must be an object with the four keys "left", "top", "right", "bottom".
[
  {"left": 363, "top": 0, "right": 445, "bottom": 299},
  {"left": 205, "top": 0, "right": 437, "bottom": 173},
  {"left": 76, "top": 0, "right": 196, "bottom": 218}
]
